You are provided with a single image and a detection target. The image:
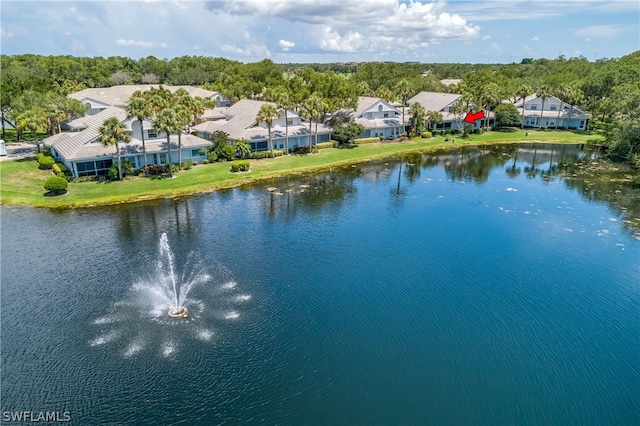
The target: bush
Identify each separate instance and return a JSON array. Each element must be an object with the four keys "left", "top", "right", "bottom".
[
  {"left": 181, "top": 159, "right": 193, "bottom": 170},
  {"left": 316, "top": 142, "right": 335, "bottom": 150},
  {"left": 353, "top": 137, "right": 380, "bottom": 144},
  {"left": 421, "top": 131, "right": 432, "bottom": 138},
  {"left": 206, "top": 152, "right": 218, "bottom": 163},
  {"left": 378, "top": 135, "right": 384, "bottom": 141},
  {"left": 38, "top": 155, "right": 55, "bottom": 170},
  {"left": 249, "top": 151, "right": 271, "bottom": 159},
  {"left": 121, "top": 160, "right": 133, "bottom": 177},
  {"left": 107, "top": 164, "right": 119, "bottom": 181},
  {"left": 43, "top": 176, "right": 68, "bottom": 194},
  {"left": 146, "top": 164, "right": 166, "bottom": 175},
  {"left": 273, "top": 150, "right": 284, "bottom": 157},
  {"left": 165, "top": 163, "right": 179, "bottom": 173},
  {"left": 293, "top": 146, "right": 311, "bottom": 154},
  {"left": 217, "top": 145, "right": 235, "bottom": 162},
  {"left": 230, "top": 160, "right": 250, "bottom": 172}
]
